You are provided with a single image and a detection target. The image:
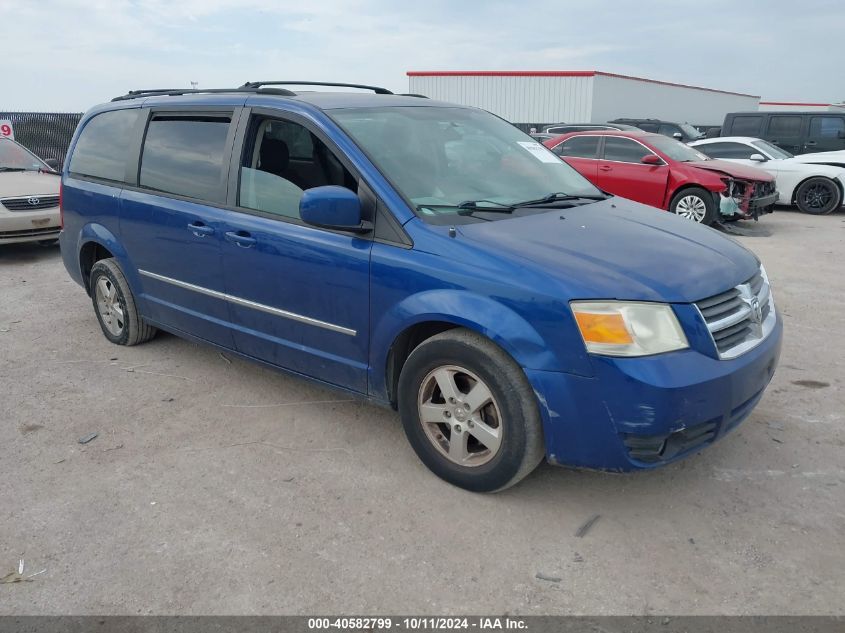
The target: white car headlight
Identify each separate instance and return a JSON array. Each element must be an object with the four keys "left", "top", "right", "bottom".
[{"left": 570, "top": 301, "right": 689, "bottom": 357}]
